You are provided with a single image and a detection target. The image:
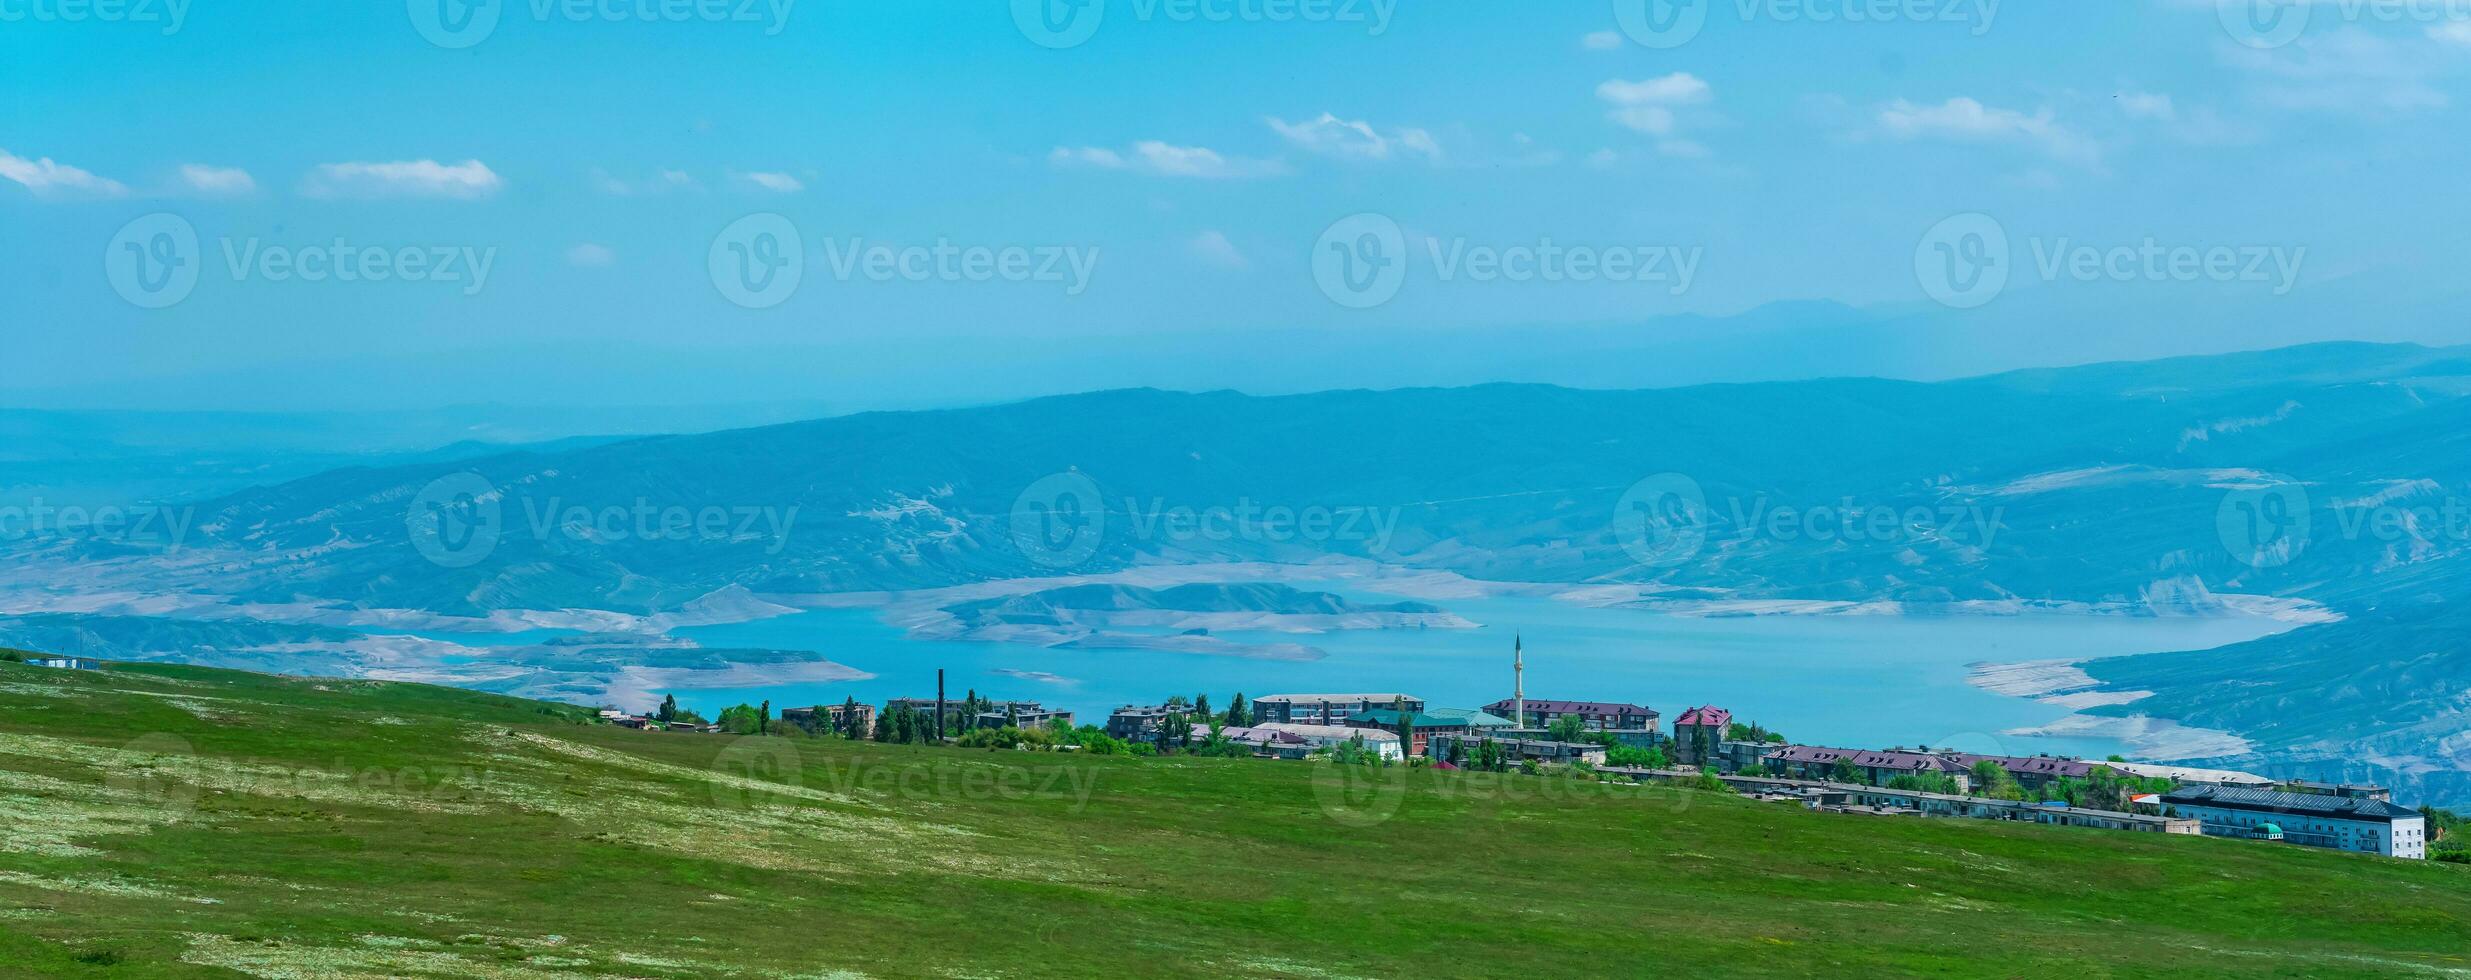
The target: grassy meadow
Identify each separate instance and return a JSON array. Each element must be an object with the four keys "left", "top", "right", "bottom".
[{"left": 2, "top": 657, "right": 2469, "bottom": 978}]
